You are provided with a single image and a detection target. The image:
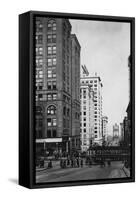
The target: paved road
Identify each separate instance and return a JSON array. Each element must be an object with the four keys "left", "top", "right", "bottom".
[{"left": 36, "top": 161, "right": 127, "bottom": 183}]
